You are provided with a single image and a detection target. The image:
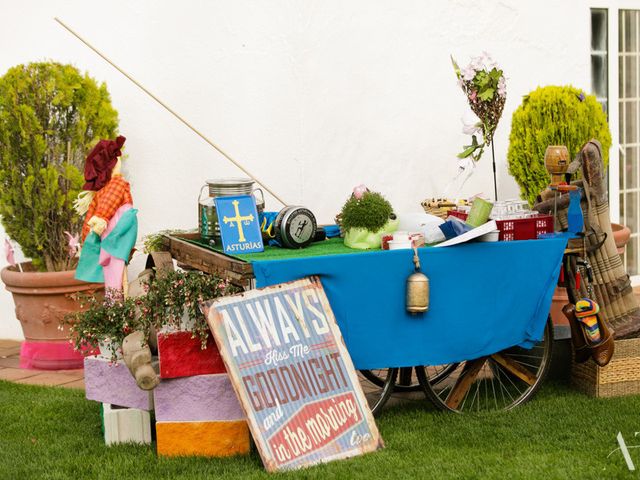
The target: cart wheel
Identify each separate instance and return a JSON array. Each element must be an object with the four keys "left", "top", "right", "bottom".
[
  {"left": 416, "top": 317, "right": 554, "bottom": 413},
  {"left": 358, "top": 368, "right": 397, "bottom": 416},
  {"left": 361, "top": 367, "right": 422, "bottom": 392}
]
